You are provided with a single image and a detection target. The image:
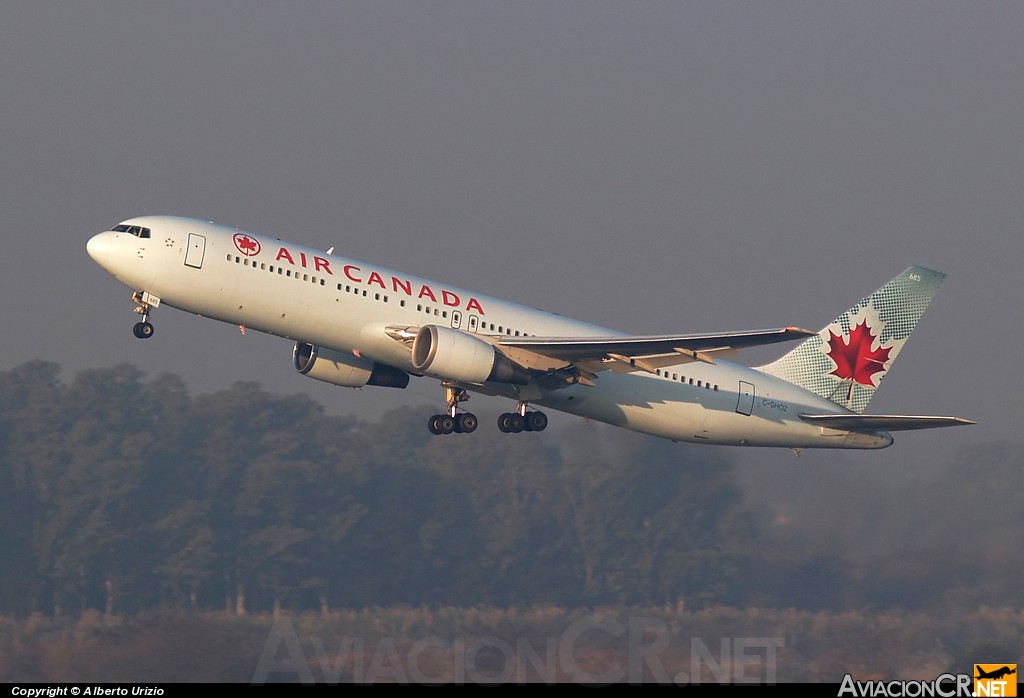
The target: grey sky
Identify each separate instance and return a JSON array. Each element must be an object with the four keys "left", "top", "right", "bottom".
[{"left": 3, "top": 1, "right": 1021, "bottom": 489}]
